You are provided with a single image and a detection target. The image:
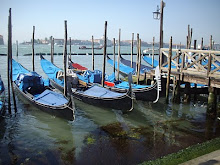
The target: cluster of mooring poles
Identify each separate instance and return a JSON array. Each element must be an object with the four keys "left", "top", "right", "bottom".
[
  {"left": 10, "top": 5, "right": 219, "bottom": 118},
  {"left": 161, "top": 24, "right": 219, "bottom": 117}
]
